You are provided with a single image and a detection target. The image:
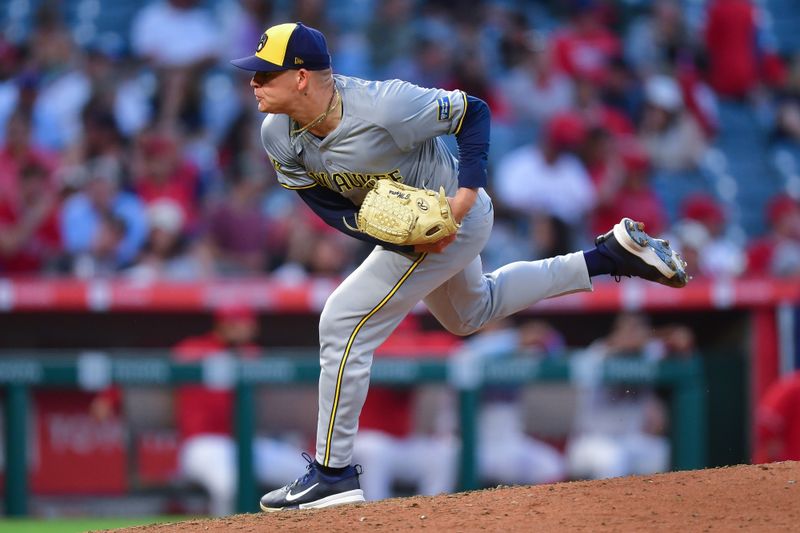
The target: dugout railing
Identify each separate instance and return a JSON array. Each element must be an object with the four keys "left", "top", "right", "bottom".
[{"left": 0, "top": 352, "right": 706, "bottom": 516}]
